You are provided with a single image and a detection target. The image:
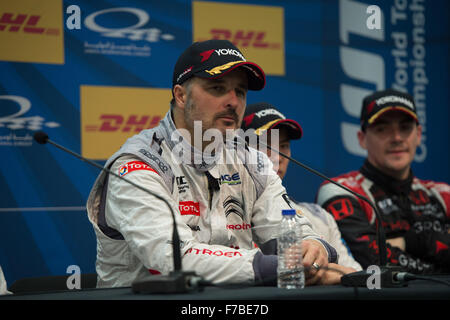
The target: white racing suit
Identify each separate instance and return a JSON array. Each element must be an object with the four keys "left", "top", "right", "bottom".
[{"left": 87, "top": 111, "right": 337, "bottom": 288}]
